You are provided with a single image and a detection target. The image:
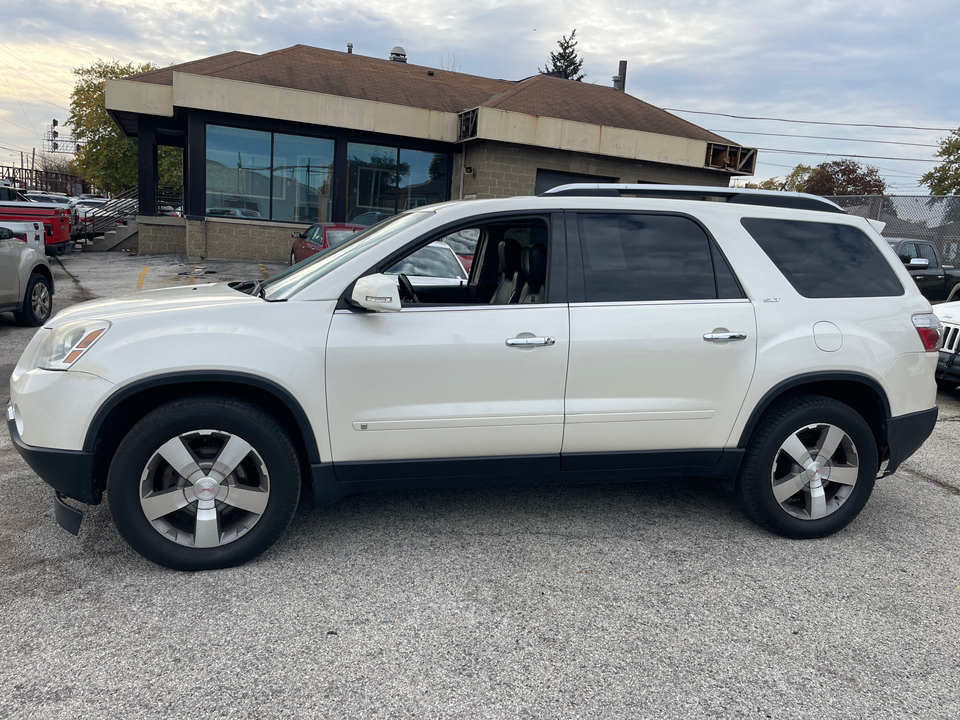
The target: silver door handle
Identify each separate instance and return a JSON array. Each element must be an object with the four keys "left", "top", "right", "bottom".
[
  {"left": 506, "top": 336, "right": 556, "bottom": 347},
  {"left": 703, "top": 332, "right": 747, "bottom": 342}
]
